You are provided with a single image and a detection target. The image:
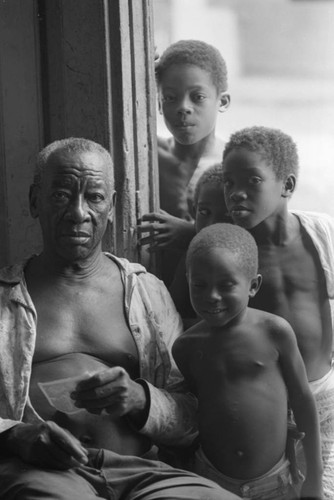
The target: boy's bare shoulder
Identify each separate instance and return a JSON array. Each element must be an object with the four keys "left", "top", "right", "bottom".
[
  {"left": 157, "top": 135, "right": 174, "bottom": 153},
  {"left": 174, "top": 320, "right": 208, "bottom": 348},
  {"left": 249, "top": 307, "right": 295, "bottom": 343}
]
